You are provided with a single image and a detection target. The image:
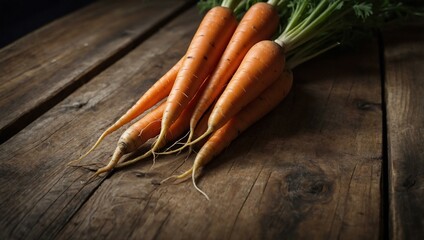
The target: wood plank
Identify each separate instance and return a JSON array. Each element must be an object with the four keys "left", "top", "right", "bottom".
[
  {"left": 0, "top": 7, "right": 200, "bottom": 239},
  {"left": 56, "top": 43, "right": 382, "bottom": 238},
  {"left": 0, "top": 0, "right": 194, "bottom": 143},
  {"left": 384, "top": 22, "right": 424, "bottom": 239},
  {"left": 0, "top": 8, "right": 383, "bottom": 240}
]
